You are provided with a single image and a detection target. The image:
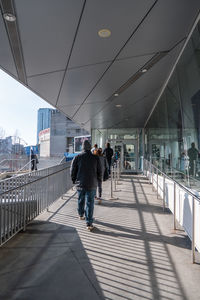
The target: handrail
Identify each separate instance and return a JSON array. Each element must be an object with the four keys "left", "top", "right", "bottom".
[
  {"left": 145, "top": 159, "right": 200, "bottom": 203},
  {"left": 0, "top": 162, "right": 72, "bottom": 246},
  {"left": 59, "top": 156, "right": 66, "bottom": 164},
  {"left": 144, "top": 158, "right": 200, "bottom": 263},
  {"left": 12, "top": 160, "right": 33, "bottom": 176},
  {"left": 0, "top": 162, "right": 70, "bottom": 196}
]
